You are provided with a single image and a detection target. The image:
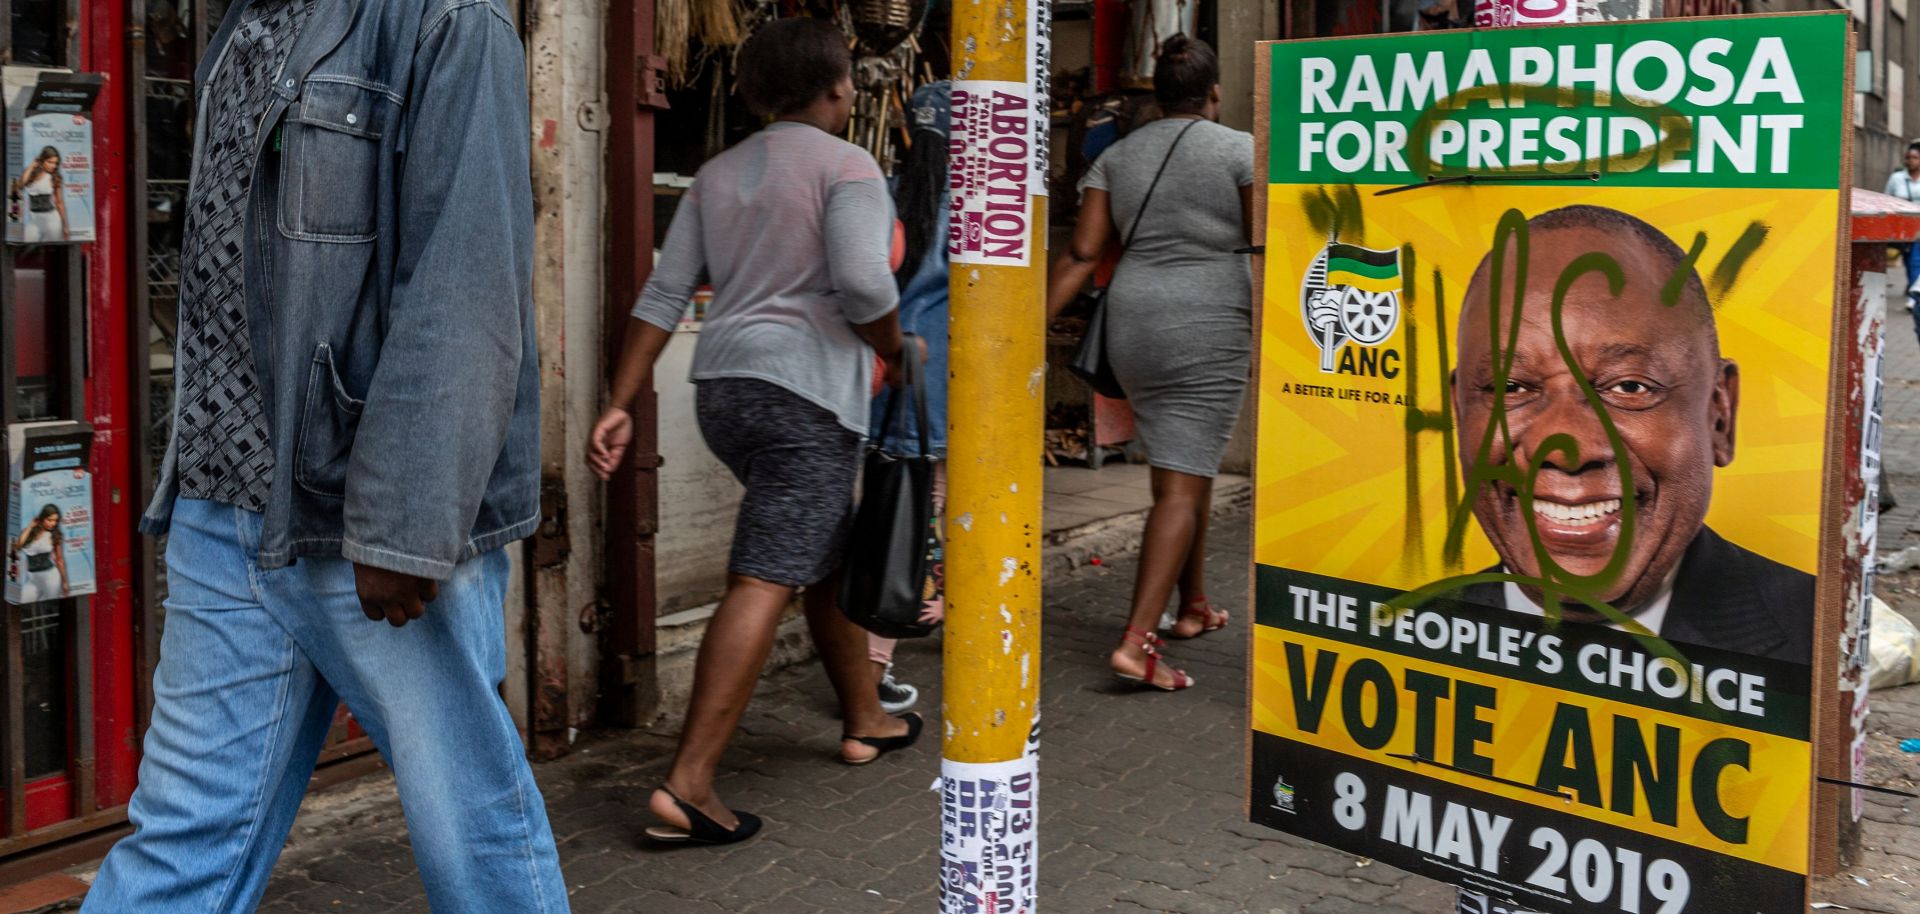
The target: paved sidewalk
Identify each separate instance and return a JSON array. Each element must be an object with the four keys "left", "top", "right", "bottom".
[
  {"left": 248, "top": 511, "right": 1463, "bottom": 913},
  {"left": 241, "top": 514, "right": 1920, "bottom": 912},
  {"left": 54, "top": 297, "right": 1920, "bottom": 914},
  {"left": 241, "top": 310, "right": 1920, "bottom": 913}
]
